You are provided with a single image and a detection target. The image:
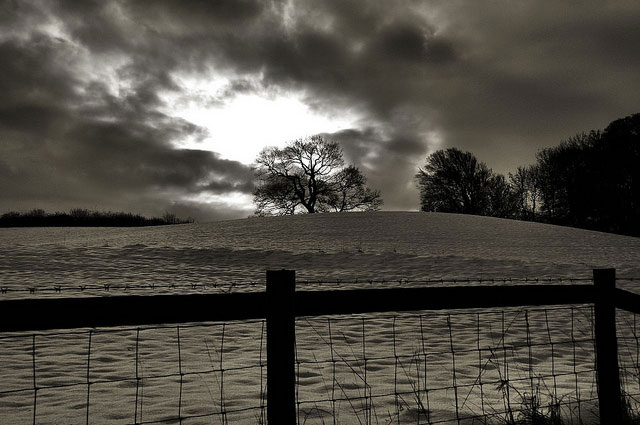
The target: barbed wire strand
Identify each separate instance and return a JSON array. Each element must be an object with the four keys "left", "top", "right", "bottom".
[{"left": 9, "top": 274, "right": 640, "bottom": 298}]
